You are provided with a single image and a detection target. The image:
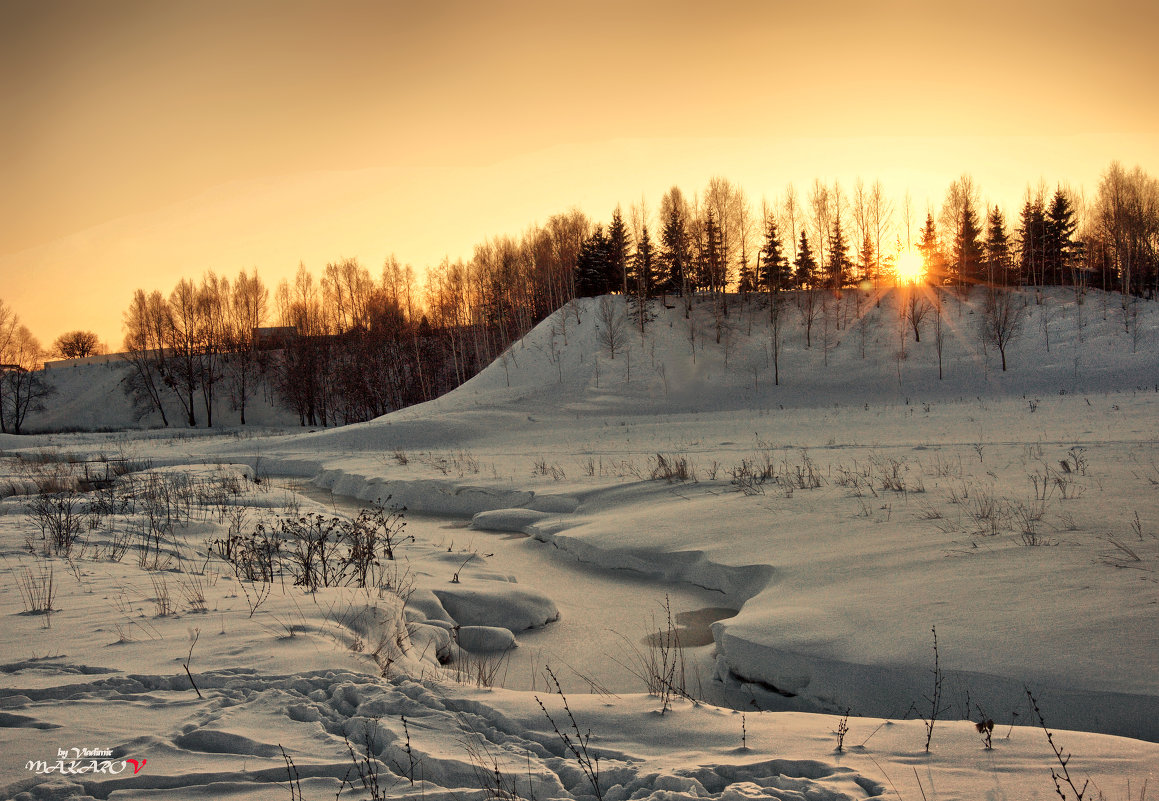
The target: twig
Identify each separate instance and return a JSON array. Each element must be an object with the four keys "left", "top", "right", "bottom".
[
  {"left": 1026, "top": 687, "right": 1089, "bottom": 800},
  {"left": 183, "top": 628, "right": 202, "bottom": 699}
]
